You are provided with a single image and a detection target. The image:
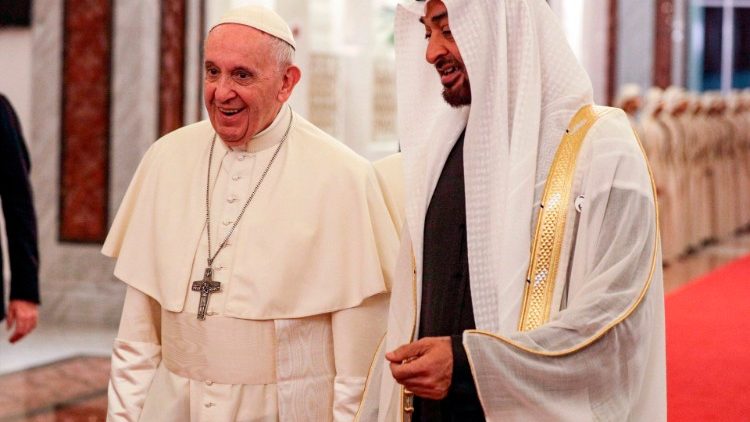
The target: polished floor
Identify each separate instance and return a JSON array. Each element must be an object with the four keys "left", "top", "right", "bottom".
[{"left": 1, "top": 234, "right": 749, "bottom": 421}]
